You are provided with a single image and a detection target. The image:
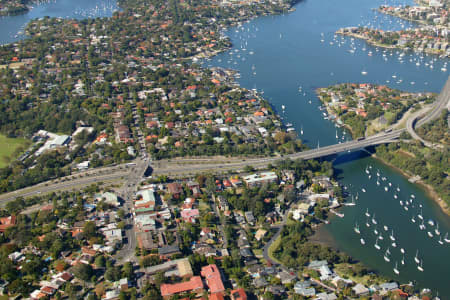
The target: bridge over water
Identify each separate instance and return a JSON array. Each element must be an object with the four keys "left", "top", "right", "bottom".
[
  {"left": 0, "top": 78, "right": 448, "bottom": 202},
  {"left": 153, "top": 75, "right": 450, "bottom": 176}
]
